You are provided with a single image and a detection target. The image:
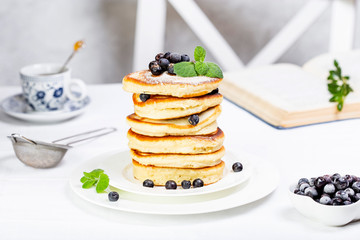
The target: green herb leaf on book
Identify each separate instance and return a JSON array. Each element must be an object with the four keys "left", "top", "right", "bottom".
[{"left": 327, "top": 60, "right": 353, "bottom": 111}]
